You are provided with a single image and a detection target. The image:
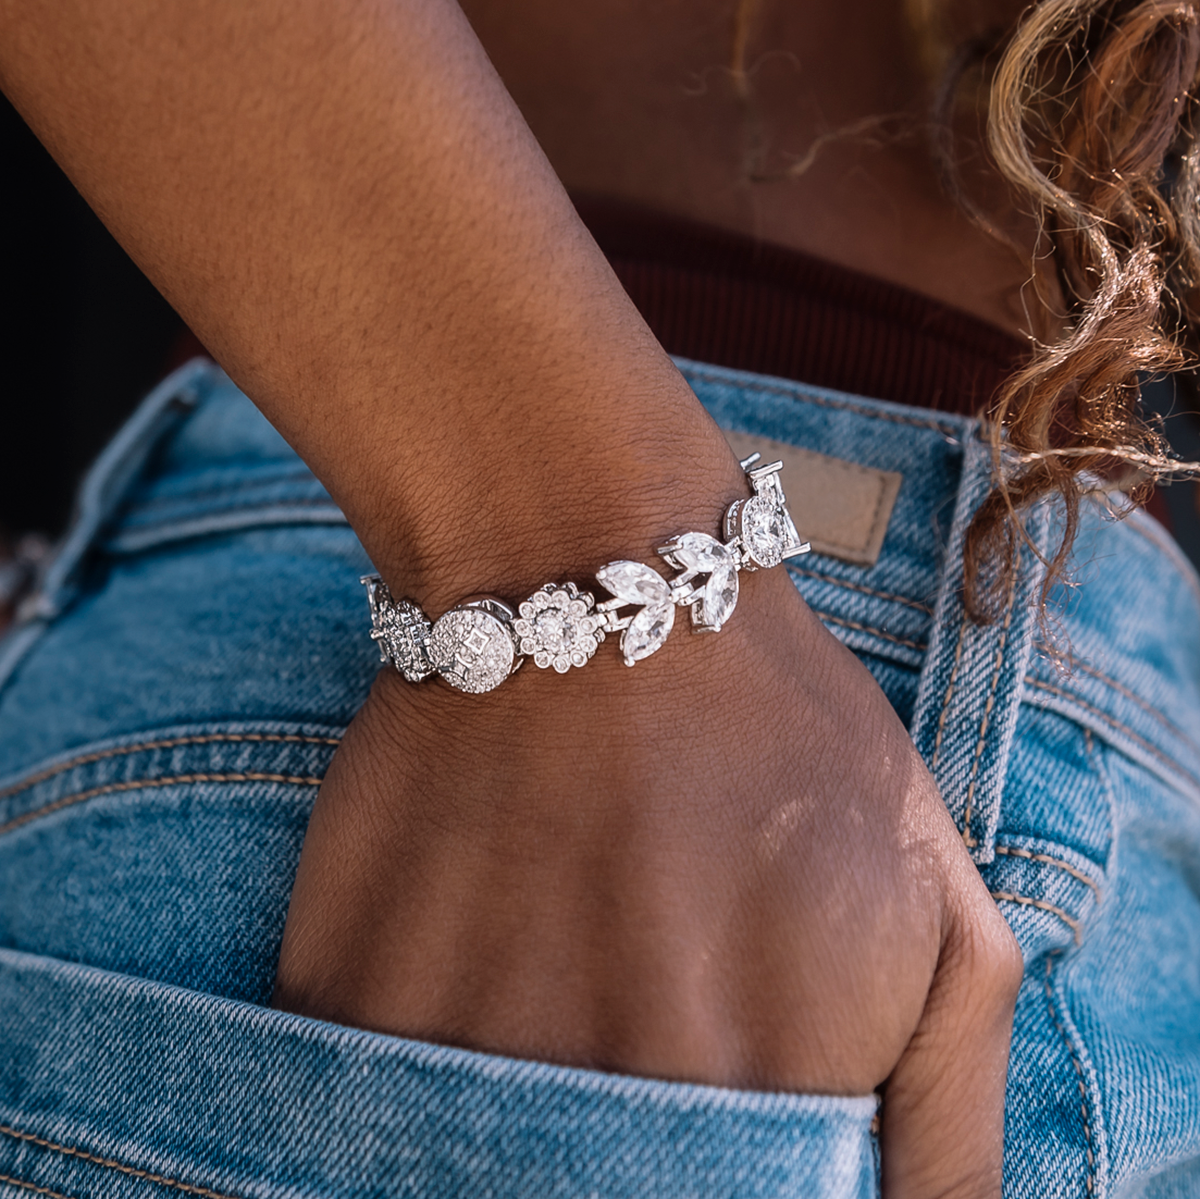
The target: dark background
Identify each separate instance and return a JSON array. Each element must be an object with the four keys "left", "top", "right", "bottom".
[
  {"left": 4, "top": 91, "right": 1200, "bottom": 574},
  {"left": 1, "top": 93, "right": 187, "bottom": 542}
]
